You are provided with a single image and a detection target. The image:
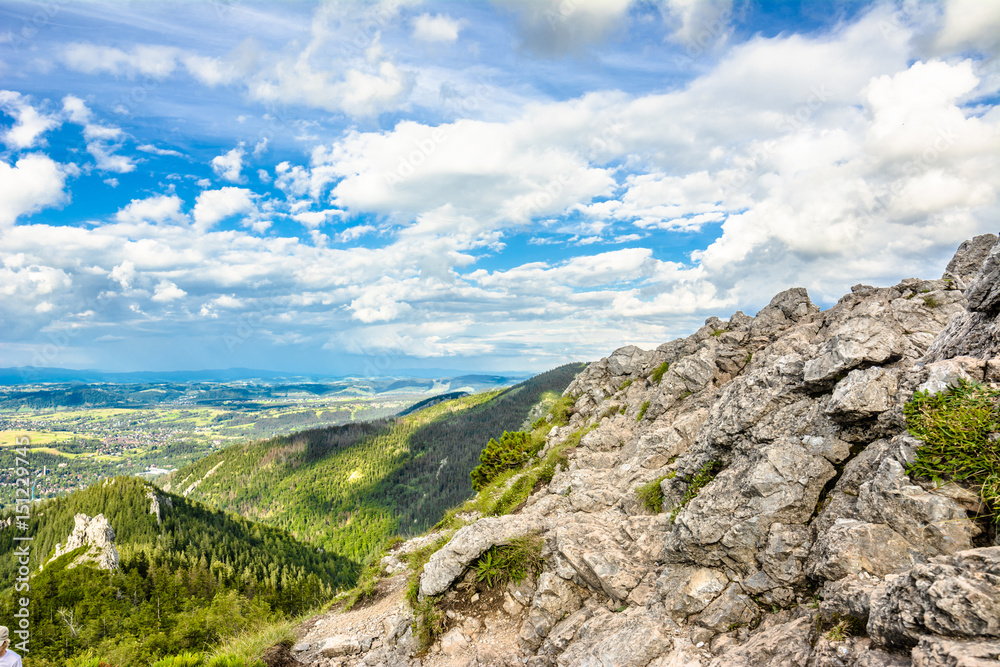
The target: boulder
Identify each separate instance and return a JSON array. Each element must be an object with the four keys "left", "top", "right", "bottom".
[
  {"left": 868, "top": 547, "right": 1000, "bottom": 649},
  {"left": 942, "top": 234, "right": 998, "bottom": 289},
  {"left": 420, "top": 515, "right": 547, "bottom": 597},
  {"left": 911, "top": 636, "right": 1000, "bottom": 667}
]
